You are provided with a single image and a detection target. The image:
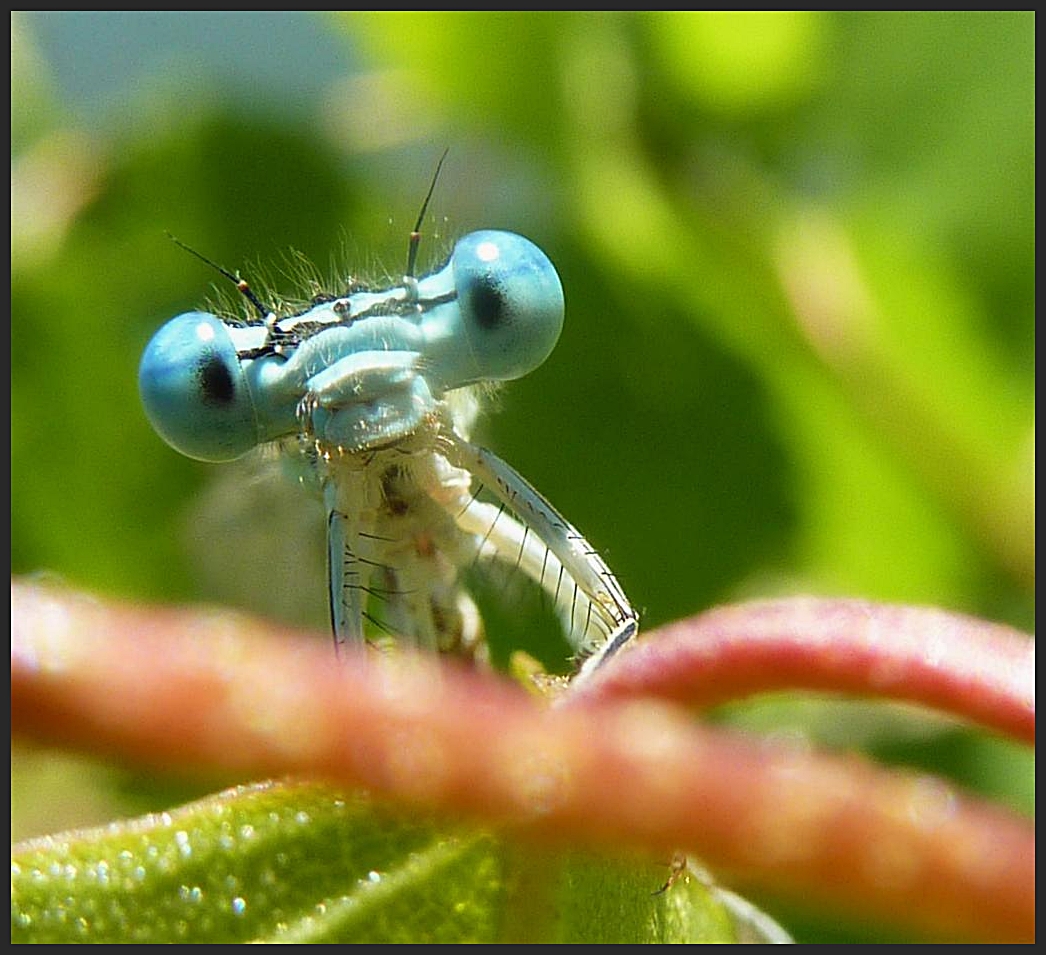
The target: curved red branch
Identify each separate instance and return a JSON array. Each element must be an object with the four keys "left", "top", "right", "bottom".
[
  {"left": 10, "top": 581, "right": 1035, "bottom": 942},
  {"left": 572, "top": 598, "right": 1035, "bottom": 743}
]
